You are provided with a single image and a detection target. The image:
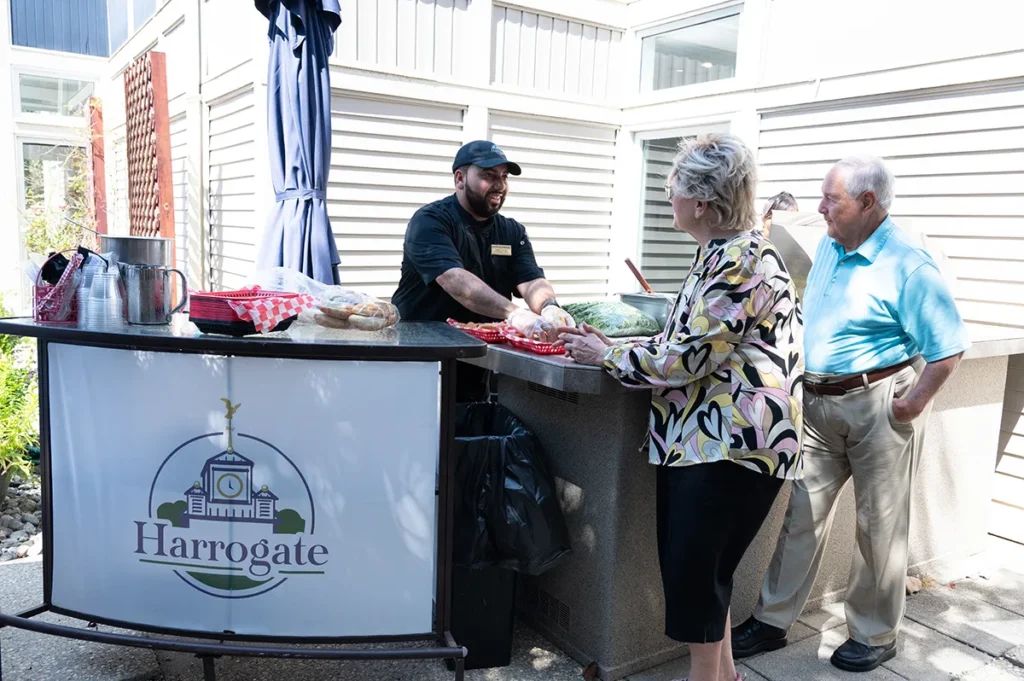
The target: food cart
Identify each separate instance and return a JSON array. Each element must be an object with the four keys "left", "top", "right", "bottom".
[{"left": 0, "top": 316, "right": 485, "bottom": 681}]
